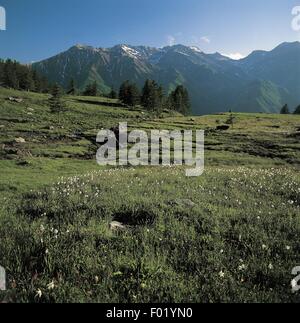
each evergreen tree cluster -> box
[0,59,49,92]
[280,104,300,115]
[166,85,191,116]
[141,80,164,113]
[119,80,141,107]
[118,79,191,115]
[83,81,98,96]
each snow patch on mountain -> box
[190,46,202,53]
[121,45,140,59]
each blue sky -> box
[0,0,299,62]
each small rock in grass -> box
[109,221,126,232]
[7,97,23,103]
[173,199,196,208]
[14,137,26,144]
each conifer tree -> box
[109,87,117,99]
[3,59,19,89]
[49,84,66,124]
[280,104,290,114]
[90,81,98,96]
[127,83,140,107]
[168,85,191,116]
[294,105,300,114]
[67,79,76,95]
[119,81,140,106]
[0,59,49,92]
[83,81,98,96]
[22,70,35,91]
[119,80,131,103]
[83,83,92,96]
[32,70,41,92]
[141,79,163,113]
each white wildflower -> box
[238,264,246,271]
[47,281,55,290]
[35,289,42,298]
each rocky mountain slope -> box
[33,42,300,115]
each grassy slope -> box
[0,88,300,303]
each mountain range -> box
[32,41,300,115]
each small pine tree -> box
[127,83,140,107]
[49,84,65,124]
[294,105,300,115]
[141,79,152,110]
[280,104,290,114]
[109,87,117,99]
[90,81,98,96]
[67,79,76,95]
[83,83,92,96]
[119,80,130,103]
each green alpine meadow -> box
[0,86,300,303]
[1,0,300,305]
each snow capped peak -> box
[190,46,202,53]
[74,44,88,50]
[120,45,131,51]
[120,45,140,59]
[72,44,103,53]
